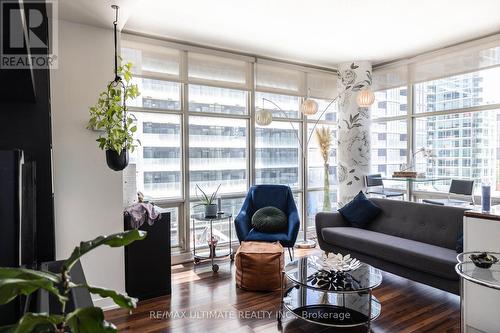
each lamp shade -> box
[356,89,375,107]
[255,108,272,126]
[300,98,318,116]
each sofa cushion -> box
[338,191,381,228]
[321,227,458,280]
[366,198,466,250]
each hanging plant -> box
[86,5,140,171]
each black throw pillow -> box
[338,191,381,228]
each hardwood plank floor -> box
[105,249,460,333]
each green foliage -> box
[75,285,137,310]
[1,313,63,333]
[64,230,146,272]
[66,307,115,333]
[87,61,141,153]
[0,230,147,333]
[194,184,221,206]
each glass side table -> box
[191,213,234,273]
[280,256,382,331]
[455,252,500,332]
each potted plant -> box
[0,229,146,333]
[195,184,221,218]
[315,126,333,211]
[87,62,140,171]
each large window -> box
[372,86,407,119]
[372,61,500,197]
[127,112,182,199]
[255,121,301,188]
[255,92,300,119]
[189,117,248,195]
[414,110,499,193]
[122,37,339,255]
[189,85,247,115]
[414,67,500,113]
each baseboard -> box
[93,296,120,311]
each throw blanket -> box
[124,202,161,229]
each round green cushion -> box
[251,206,287,233]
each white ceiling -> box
[60,0,500,67]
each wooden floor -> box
[105,249,460,333]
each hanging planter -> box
[106,148,129,171]
[87,5,140,171]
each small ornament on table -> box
[208,235,218,258]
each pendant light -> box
[356,89,375,107]
[300,89,319,116]
[255,108,273,126]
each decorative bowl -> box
[311,253,361,273]
[470,252,498,269]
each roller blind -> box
[372,64,408,91]
[121,40,181,80]
[256,63,305,95]
[373,36,500,90]
[412,44,500,83]
[188,52,249,89]
[306,71,338,99]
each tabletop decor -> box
[311,252,362,273]
[482,183,491,212]
[394,147,435,178]
[87,5,140,171]
[470,252,498,269]
[194,184,221,218]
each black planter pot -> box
[105,149,129,171]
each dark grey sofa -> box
[315,198,467,294]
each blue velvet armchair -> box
[235,185,300,252]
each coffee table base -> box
[281,285,381,329]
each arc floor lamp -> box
[255,76,375,248]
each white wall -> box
[50,20,124,309]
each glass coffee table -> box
[279,256,382,331]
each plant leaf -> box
[66,307,116,333]
[64,230,147,272]
[0,277,64,306]
[2,313,63,333]
[0,268,60,284]
[73,284,137,310]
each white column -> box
[337,61,372,206]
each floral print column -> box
[337,62,372,206]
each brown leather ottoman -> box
[235,241,284,291]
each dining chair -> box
[365,174,405,199]
[423,179,474,206]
